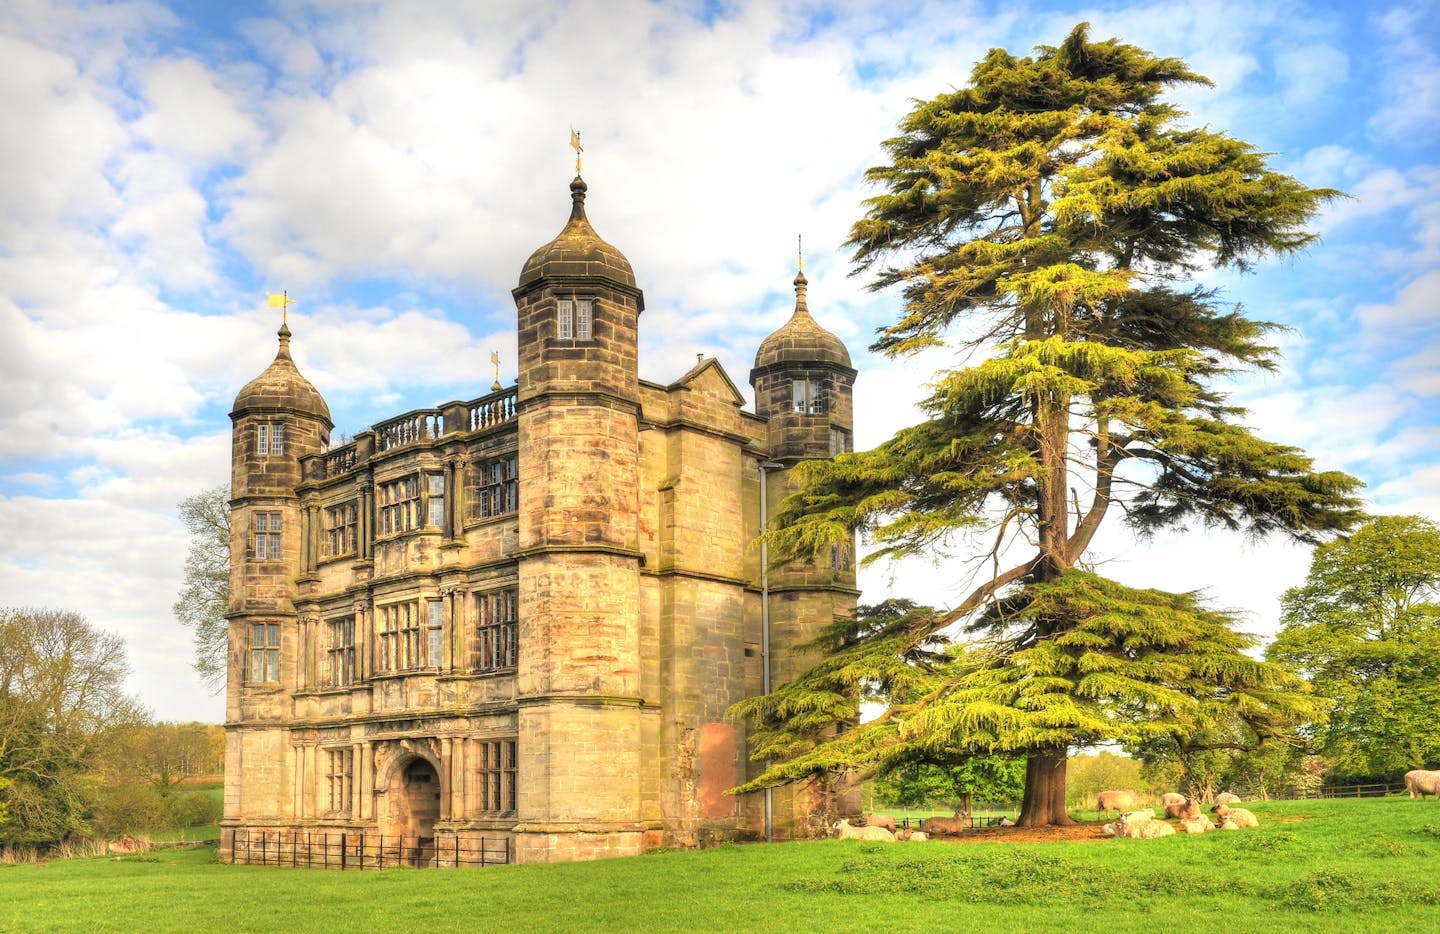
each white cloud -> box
[1369,4,1440,142]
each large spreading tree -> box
[733,24,1362,825]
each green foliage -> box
[1268,516,1440,780]
[167,789,223,829]
[745,23,1361,825]
[90,784,171,837]
[1064,751,1144,806]
[875,756,1025,810]
[0,608,142,849]
[173,485,231,689]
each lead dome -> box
[231,323,331,423]
[753,271,851,370]
[518,175,637,291]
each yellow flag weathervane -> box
[268,290,294,323]
[569,127,583,174]
[490,350,503,392]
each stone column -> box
[439,737,453,820]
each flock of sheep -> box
[829,790,1257,842]
[1099,791,1259,839]
[831,771,1440,843]
[831,812,1012,842]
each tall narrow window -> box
[327,615,355,686]
[323,501,358,558]
[377,602,421,672]
[792,378,826,415]
[326,748,353,814]
[829,427,850,457]
[249,623,279,682]
[253,512,282,560]
[830,544,852,572]
[478,739,518,813]
[475,589,518,671]
[576,298,593,340]
[256,422,285,455]
[426,599,444,668]
[427,474,446,528]
[556,299,574,339]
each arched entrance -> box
[399,758,441,865]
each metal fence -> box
[230,829,512,869]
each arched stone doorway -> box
[398,758,441,865]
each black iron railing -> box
[230,829,512,869]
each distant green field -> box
[3,798,1439,933]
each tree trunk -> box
[1017,748,1073,826]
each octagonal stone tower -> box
[510,175,647,861]
[225,323,333,837]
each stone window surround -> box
[376,471,445,538]
[252,511,282,561]
[322,500,358,558]
[256,420,285,456]
[248,622,280,683]
[556,296,595,341]
[791,377,828,415]
[469,452,518,522]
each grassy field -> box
[3,798,1439,933]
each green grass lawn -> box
[3,798,1439,933]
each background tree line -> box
[0,608,223,852]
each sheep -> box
[997,816,1015,827]
[907,830,928,841]
[1163,801,1189,820]
[1114,811,1175,839]
[862,813,898,833]
[919,815,969,836]
[1178,813,1215,834]
[1096,790,1142,815]
[1160,792,1187,809]
[1120,808,1157,823]
[1215,792,1242,804]
[1405,769,1440,799]
[1218,817,1240,830]
[1211,804,1259,828]
[832,819,896,842]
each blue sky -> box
[1,0,1435,722]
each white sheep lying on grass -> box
[919,816,968,836]
[1211,804,1259,828]
[863,813,898,832]
[1112,811,1175,839]
[1215,792,1242,804]
[832,819,896,842]
[1179,813,1215,834]
[1160,792,1186,808]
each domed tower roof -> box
[518,175,637,292]
[232,323,332,424]
[754,271,852,370]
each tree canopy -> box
[173,485,230,689]
[0,608,142,848]
[736,24,1362,826]
[1267,515,1440,779]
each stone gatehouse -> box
[221,173,858,863]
